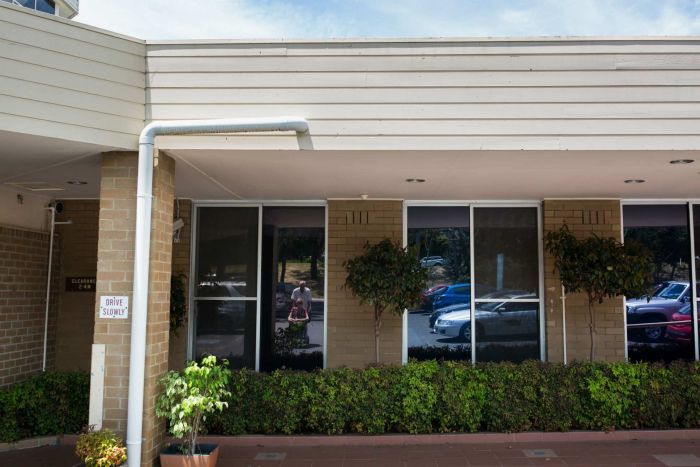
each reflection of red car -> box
[666,304,693,343]
[420,285,448,310]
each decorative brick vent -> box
[347,210,370,225]
[581,210,607,225]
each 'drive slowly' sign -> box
[99,296,129,319]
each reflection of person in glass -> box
[291,280,313,315]
[288,298,310,345]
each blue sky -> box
[75,0,700,40]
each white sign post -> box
[99,296,129,319]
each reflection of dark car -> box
[421,284,448,311]
[666,304,693,343]
[626,281,691,341]
[432,283,470,311]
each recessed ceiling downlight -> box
[624,179,645,184]
[670,159,695,165]
[405,178,426,183]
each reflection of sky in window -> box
[407,207,469,229]
[623,204,688,228]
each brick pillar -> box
[327,200,404,368]
[90,151,174,466]
[168,199,191,371]
[543,200,625,362]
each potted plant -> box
[155,355,231,467]
[344,239,427,363]
[74,426,126,467]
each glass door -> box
[192,206,260,369]
[472,206,542,362]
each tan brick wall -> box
[543,199,625,362]
[168,199,191,371]
[0,225,60,387]
[55,200,99,372]
[93,152,138,435]
[327,200,404,368]
[92,151,175,467]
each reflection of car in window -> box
[666,303,693,343]
[432,283,470,311]
[420,256,444,268]
[626,281,690,342]
[434,291,537,342]
[421,284,448,311]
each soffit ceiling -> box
[1,130,699,201]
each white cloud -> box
[74,0,700,40]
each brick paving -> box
[3,439,700,467]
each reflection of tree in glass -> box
[277,227,324,296]
[444,228,470,283]
[409,228,449,258]
[408,228,470,283]
[624,227,690,283]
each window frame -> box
[402,200,545,364]
[188,200,328,371]
[621,199,700,362]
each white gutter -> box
[126,117,309,467]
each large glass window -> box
[407,205,542,363]
[407,206,471,361]
[473,207,540,362]
[624,204,694,362]
[192,205,326,371]
[260,207,325,371]
[193,207,259,368]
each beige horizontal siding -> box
[147,39,700,150]
[147,86,700,104]
[148,103,700,120]
[146,40,700,56]
[147,70,700,88]
[146,54,700,72]
[0,4,144,149]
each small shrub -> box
[75,427,126,467]
[0,372,89,442]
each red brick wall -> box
[0,225,60,387]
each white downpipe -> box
[560,284,567,365]
[126,117,309,467]
[42,206,56,372]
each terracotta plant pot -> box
[160,444,219,467]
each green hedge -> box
[0,372,89,443]
[206,360,700,435]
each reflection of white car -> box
[434,294,538,342]
[420,256,444,268]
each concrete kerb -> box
[0,435,60,452]
[37,429,700,451]
[194,430,700,447]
